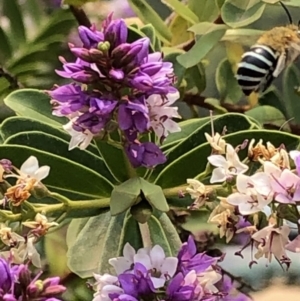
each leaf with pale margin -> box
[4,131,116,183]
[4,89,66,126]
[162,0,199,24]
[67,212,116,278]
[283,64,300,124]
[221,0,266,28]
[177,24,227,68]
[127,0,172,44]
[0,145,113,198]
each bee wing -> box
[221,29,263,47]
[272,52,287,77]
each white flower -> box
[186,179,206,208]
[92,273,122,301]
[252,224,290,264]
[198,267,222,293]
[204,132,226,154]
[146,91,181,142]
[0,224,25,246]
[208,144,248,183]
[7,236,41,268]
[208,198,239,242]
[63,119,94,150]
[263,161,300,204]
[227,173,273,215]
[109,243,178,288]
[17,156,50,183]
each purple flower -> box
[78,25,104,49]
[118,263,156,298]
[48,14,179,169]
[177,236,219,275]
[166,271,203,301]
[0,258,12,293]
[118,99,149,133]
[219,276,251,301]
[125,142,167,168]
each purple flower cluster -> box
[92,236,251,301]
[0,258,65,301]
[48,14,180,168]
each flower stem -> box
[69,5,91,27]
[139,222,152,248]
[122,147,137,178]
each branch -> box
[69,5,91,28]
[0,67,23,89]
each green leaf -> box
[127,0,172,44]
[162,117,210,148]
[1,117,68,140]
[221,0,266,28]
[155,130,300,188]
[221,28,263,46]
[110,178,141,216]
[3,0,26,45]
[258,87,287,116]
[119,215,143,251]
[156,212,182,255]
[204,98,228,113]
[169,15,192,46]
[147,216,172,256]
[245,106,289,131]
[283,64,300,124]
[26,0,43,27]
[95,141,128,183]
[110,177,169,215]
[177,24,227,68]
[140,179,169,212]
[215,0,226,9]
[161,0,199,24]
[4,131,116,184]
[0,145,113,198]
[67,211,124,278]
[4,89,67,126]
[216,58,242,103]
[140,24,158,50]
[188,0,219,22]
[0,27,12,62]
[152,113,257,179]
[277,204,299,224]
[184,63,206,93]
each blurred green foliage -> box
[2,0,300,299]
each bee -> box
[236,1,300,96]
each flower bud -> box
[97,41,110,53]
[0,258,12,293]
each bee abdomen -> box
[236,45,278,96]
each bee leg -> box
[272,51,287,78]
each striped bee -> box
[236,2,300,96]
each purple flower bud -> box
[140,62,163,76]
[78,25,104,48]
[0,259,12,293]
[109,69,124,80]
[43,277,60,288]
[71,70,99,84]
[0,159,12,172]
[125,142,167,168]
[104,19,128,48]
[42,284,66,296]
[3,294,17,301]
[70,47,95,63]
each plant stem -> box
[69,5,91,27]
[122,147,137,178]
[139,222,152,248]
